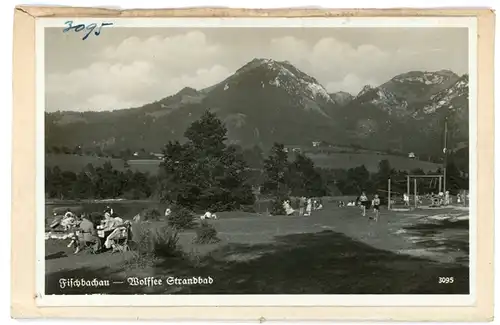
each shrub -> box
[269,196,286,216]
[151,225,180,257]
[166,205,195,230]
[194,221,220,244]
[128,223,180,268]
[142,207,162,221]
[241,204,256,213]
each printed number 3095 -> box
[438,277,454,284]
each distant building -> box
[151,152,164,160]
[312,141,321,147]
[408,152,416,159]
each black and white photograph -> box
[38,17,476,304]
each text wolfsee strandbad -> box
[58,276,214,289]
[128,276,214,286]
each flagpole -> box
[443,117,448,193]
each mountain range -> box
[45,58,469,157]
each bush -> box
[166,205,195,230]
[142,207,162,221]
[128,223,180,268]
[269,196,286,216]
[241,204,256,213]
[194,221,220,244]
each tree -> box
[288,153,327,197]
[242,145,264,169]
[60,170,77,199]
[184,110,227,154]
[159,112,255,211]
[72,170,95,198]
[446,161,467,193]
[158,141,192,206]
[410,168,426,175]
[372,159,392,193]
[261,143,289,196]
[45,162,154,200]
[94,161,122,198]
[350,165,371,192]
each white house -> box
[408,152,416,159]
[312,141,321,147]
[151,152,164,160]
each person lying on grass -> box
[201,211,217,220]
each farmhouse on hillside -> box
[150,152,165,160]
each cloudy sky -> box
[45,27,468,112]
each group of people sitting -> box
[282,197,323,217]
[49,207,131,255]
[407,191,461,207]
[426,191,453,207]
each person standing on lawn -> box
[305,197,313,217]
[359,191,370,217]
[371,194,381,221]
[403,193,410,207]
[298,196,306,217]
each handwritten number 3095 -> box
[63,21,113,40]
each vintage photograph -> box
[41,19,473,299]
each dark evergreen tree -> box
[261,143,289,196]
[288,153,327,197]
[159,110,255,211]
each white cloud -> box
[266,36,391,94]
[46,31,232,111]
[45,30,467,112]
[102,31,222,74]
[326,73,380,95]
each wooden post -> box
[443,118,448,193]
[406,175,410,201]
[438,176,442,193]
[414,178,418,209]
[388,178,391,210]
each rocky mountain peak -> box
[357,85,374,98]
[217,58,334,111]
[330,91,354,106]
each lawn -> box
[45,154,161,174]
[307,152,441,173]
[44,202,469,295]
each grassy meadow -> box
[46,152,441,175]
[45,154,161,174]
[45,201,469,295]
